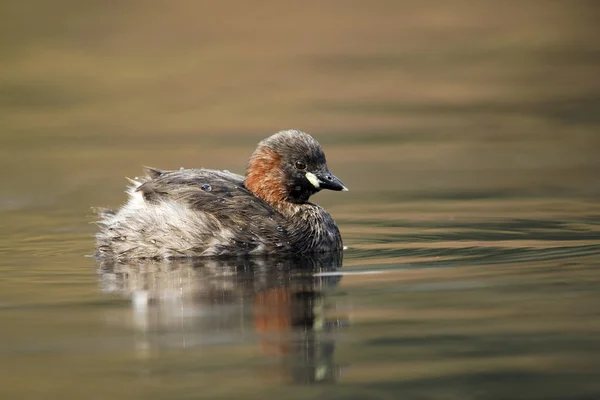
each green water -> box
[1,1,600,399]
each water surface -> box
[1,1,600,399]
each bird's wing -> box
[135,168,292,255]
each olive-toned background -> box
[1,1,599,399]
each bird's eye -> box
[295,161,307,170]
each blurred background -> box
[1,1,600,399]
[1,0,599,201]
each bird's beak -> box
[309,170,348,191]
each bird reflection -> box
[97,251,347,384]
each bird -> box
[95,130,347,260]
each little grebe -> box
[96,130,347,259]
